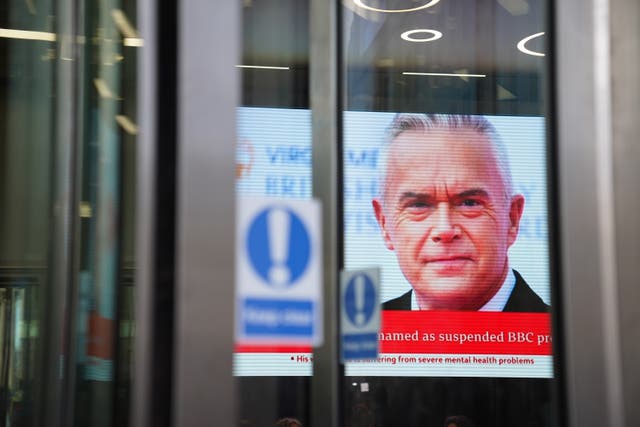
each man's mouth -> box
[424,256,473,272]
[426,255,472,263]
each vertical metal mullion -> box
[555,0,625,426]
[544,2,569,425]
[64,0,87,422]
[608,0,640,423]
[591,3,625,426]
[310,0,341,426]
[172,0,238,426]
[42,0,82,425]
[134,0,180,425]
[132,0,159,424]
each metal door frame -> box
[555,0,640,426]
[134,0,238,426]
[132,0,640,426]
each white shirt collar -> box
[410,268,516,311]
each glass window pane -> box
[70,1,138,426]
[341,1,556,425]
[0,1,55,425]
[235,1,312,426]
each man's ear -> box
[507,194,525,247]
[373,198,394,250]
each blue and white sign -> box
[236,198,322,345]
[341,268,380,361]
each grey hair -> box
[378,113,514,200]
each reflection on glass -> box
[72,2,138,427]
[2,1,137,425]
[0,0,55,425]
[235,0,311,426]
[342,0,555,425]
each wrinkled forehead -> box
[387,129,499,178]
[388,128,499,171]
[380,128,509,201]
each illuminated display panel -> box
[235,107,312,200]
[233,107,551,379]
[234,107,314,376]
[343,111,551,378]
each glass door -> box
[0,0,138,425]
[1,1,57,425]
[340,1,559,425]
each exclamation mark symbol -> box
[268,208,291,287]
[354,275,365,326]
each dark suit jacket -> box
[382,270,548,312]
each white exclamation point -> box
[354,275,365,326]
[268,209,291,287]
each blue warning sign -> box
[341,269,380,361]
[246,207,311,288]
[344,273,376,327]
[236,198,322,346]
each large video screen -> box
[343,111,551,378]
[234,107,552,378]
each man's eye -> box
[410,201,430,208]
[405,200,432,210]
[459,199,481,207]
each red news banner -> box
[379,311,551,355]
[235,311,552,356]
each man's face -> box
[373,128,524,310]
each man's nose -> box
[431,203,460,243]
